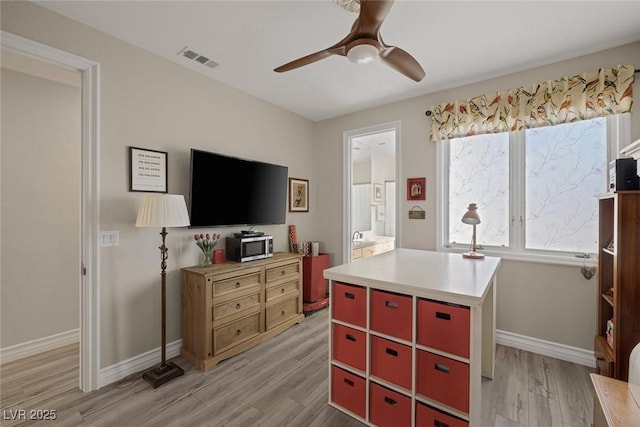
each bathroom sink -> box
[353,238,369,242]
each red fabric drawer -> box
[417,350,469,413]
[370,290,412,341]
[416,403,469,427]
[370,336,412,390]
[332,282,366,327]
[331,366,366,419]
[369,382,411,427]
[417,299,470,358]
[333,323,366,371]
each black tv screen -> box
[188,149,288,227]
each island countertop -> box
[323,248,501,307]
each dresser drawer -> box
[370,290,412,341]
[213,312,260,354]
[213,272,261,301]
[417,350,469,413]
[417,299,470,358]
[332,282,366,327]
[331,366,366,419]
[416,403,468,427]
[369,382,411,427]
[213,292,260,325]
[266,280,299,303]
[333,324,366,371]
[266,297,298,330]
[371,336,412,390]
[266,262,299,285]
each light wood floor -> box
[1,308,595,426]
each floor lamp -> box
[136,193,190,388]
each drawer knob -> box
[385,347,398,357]
[435,363,450,373]
[436,311,451,320]
[346,334,356,342]
[385,300,399,309]
[343,378,354,387]
[236,303,241,310]
[281,270,285,275]
[281,310,286,316]
[434,421,450,427]
[235,282,241,288]
[383,396,398,406]
[236,329,241,336]
[281,288,285,293]
[345,292,355,300]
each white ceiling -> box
[36,1,640,122]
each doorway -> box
[343,122,400,263]
[1,31,100,391]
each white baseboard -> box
[497,329,595,368]
[0,329,80,364]
[98,339,182,388]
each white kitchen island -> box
[323,248,500,427]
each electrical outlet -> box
[100,231,119,247]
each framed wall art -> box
[129,147,168,193]
[373,183,384,203]
[407,177,426,200]
[289,177,309,212]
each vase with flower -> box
[194,233,221,267]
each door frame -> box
[2,31,101,391]
[342,121,401,264]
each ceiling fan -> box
[274,0,425,82]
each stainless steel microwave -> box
[226,235,273,262]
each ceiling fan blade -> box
[357,0,395,35]
[379,46,425,82]
[274,49,337,73]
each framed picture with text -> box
[129,147,168,193]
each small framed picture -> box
[129,147,168,193]
[373,183,384,202]
[289,178,309,212]
[407,177,426,200]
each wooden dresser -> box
[181,252,304,371]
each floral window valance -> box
[429,64,635,141]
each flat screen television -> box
[188,149,288,227]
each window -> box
[439,116,619,263]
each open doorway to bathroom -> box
[343,122,400,263]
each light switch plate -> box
[100,231,119,247]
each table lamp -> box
[135,193,190,388]
[461,203,485,259]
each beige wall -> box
[314,42,640,351]
[1,67,81,347]
[1,1,316,367]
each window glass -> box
[448,133,509,247]
[525,118,606,253]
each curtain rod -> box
[425,68,640,116]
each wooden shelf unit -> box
[595,192,640,381]
[181,252,304,371]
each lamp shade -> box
[135,194,190,228]
[461,203,481,225]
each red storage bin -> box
[331,366,366,419]
[369,382,411,427]
[417,299,470,358]
[370,336,412,390]
[332,282,366,327]
[333,323,366,371]
[417,350,469,413]
[416,402,469,427]
[370,290,412,341]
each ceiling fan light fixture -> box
[346,40,379,64]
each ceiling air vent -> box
[178,47,219,70]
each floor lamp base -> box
[142,361,184,388]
